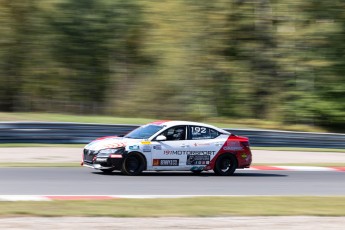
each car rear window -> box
[189,126,220,140]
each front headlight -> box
[98,147,125,156]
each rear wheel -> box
[213,154,237,176]
[122,153,145,176]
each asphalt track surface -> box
[0,167,344,195]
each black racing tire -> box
[122,153,145,176]
[100,168,115,174]
[213,154,237,176]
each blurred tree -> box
[277,0,345,130]
[180,0,281,120]
[222,0,281,120]
[302,0,345,130]
[116,0,208,118]
[0,0,36,111]
[0,0,343,131]
[46,0,145,113]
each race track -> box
[0,167,344,195]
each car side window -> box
[189,126,220,140]
[159,126,186,141]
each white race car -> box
[82,120,252,176]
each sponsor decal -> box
[223,141,243,151]
[141,141,151,145]
[96,158,107,162]
[110,154,122,158]
[143,145,151,152]
[187,155,210,165]
[129,145,140,150]
[164,150,216,156]
[153,145,162,150]
[153,159,179,166]
[241,153,248,159]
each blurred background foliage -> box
[0,0,344,131]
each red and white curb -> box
[0,166,344,201]
[246,166,345,172]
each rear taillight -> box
[241,141,249,148]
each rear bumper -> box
[236,148,252,168]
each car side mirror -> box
[156,135,167,141]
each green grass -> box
[0,197,344,217]
[252,147,345,153]
[0,112,332,132]
[0,112,155,125]
[205,117,328,133]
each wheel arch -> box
[126,151,147,170]
[206,151,238,171]
[214,152,238,166]
[213,152,238,176]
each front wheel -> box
[213,154,237,176]
[122,154,145,176]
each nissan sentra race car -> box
[82,121,252,176]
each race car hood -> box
[84,136,139,151]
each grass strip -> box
[0,197,345,217]
[252,147,345,153]
[0,163,344,167]
[0,112,154,125]
[0,112,330,132]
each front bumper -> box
[83,158,123,170]
[83,149,123,170]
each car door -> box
[186,125,226,170]
[150,125,191,170]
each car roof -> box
[149,120,230,134]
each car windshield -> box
[124,124,163,139]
